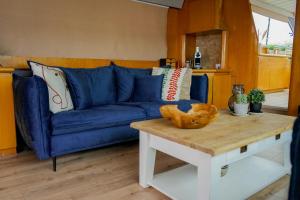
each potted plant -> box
[248,89,265,113]
[233,94,249,115]
[280,46,286,55]
[267,45,275,54]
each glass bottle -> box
[194,47,201,69]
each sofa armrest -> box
[13,73,52,160]
[190,74,208,103]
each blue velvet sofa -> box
[13,65,208,171]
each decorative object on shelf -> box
[160,104,218,129]
[194,46,202,69]
[233,93,249,116]
[228,84,245,112]
[215,63,221,69]
[185,60,192,68]
[248,88,265,113]
[159,58,176,68]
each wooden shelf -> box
[150,156,287,200]
[0,67,15,73]
[192,69,231,74]
[259,53,291,58]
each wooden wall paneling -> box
[185,34,197,61]
[186,0,224,33]
[167,8,180,61]
[288,0,300,116]
[257,55,291,91]
[212,73,232,109]
[221,31,229,68]
[257,56,270,90]
[268,56,291,90]
[167,0,258,92]
[0,68,16,156]
[167,0,224,66]
[223,0,259,92]
[192,70,231,109]
[178,2,189,66]
[0,56,159,69]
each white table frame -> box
[139,130,292,200]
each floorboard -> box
[0,142,289,200]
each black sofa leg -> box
[53,157,57,172]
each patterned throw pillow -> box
[152,67,192,101]
[28,61,74,113]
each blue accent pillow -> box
[61,66,116,109]
[190,74,208,103]
[114,65,151,102]
[132,75,163,102]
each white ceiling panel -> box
[251,0,296,21]
[134,0,184,8]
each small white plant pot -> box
[234,102,249,116]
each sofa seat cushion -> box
[51,105,146,135]
[51,125,139,157]
[120,99,199,119]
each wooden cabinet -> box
[186,0,224,33]
[0,68,16,156]
[193,69,232,109]
[257,55,291,92]
[167,0,258,92]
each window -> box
[252,12,293,46]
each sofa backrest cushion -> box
[190,74,208,103]
[61,66,116,109]
[152,67,192,101]
[132,75,164,102]
[28,61,74,113]
[114,65,152,102]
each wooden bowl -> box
[160,104,218,129]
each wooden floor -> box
[0,141,289,200]
[263,90,289,110]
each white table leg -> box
[197,155,223,200]
[283,140,291,175]
[139,131,156,188]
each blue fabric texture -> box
[190,74,209,103]
[14,68,208,161]
[114,65,151,102]
[289,117,300,199]
[132,75,163,102]
[61,66,116,109]
[51,125,138,157]
[51,105,146,135]
[13,73,51,160]
[119,99,200,119]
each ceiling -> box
[250,0,296,22]
[134,0,296,21]
[134,0,184,8]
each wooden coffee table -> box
[131,111,295,200]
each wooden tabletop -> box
[131,111,295,156]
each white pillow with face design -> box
[28,61,74,113]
